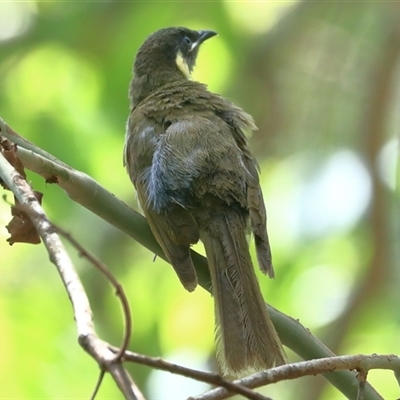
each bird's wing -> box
[125,114,199,292]
[136,185,199,292]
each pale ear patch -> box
[175,51,191,79]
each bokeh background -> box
[1,2,399,399]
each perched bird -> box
[124,27,286,376]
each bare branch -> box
[0,148,94,337]
[0,149,140,400]
[90,370,106,400]
[119,348,271,400]
[192,355,396,400]
[55,224,132,362]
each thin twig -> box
[190,355,396,400]
[90,370,106,400]
[0,150,94,340]
[0,150,140,400]
[120,349,397,400]
[55,224,132,362]
[118,348,271,400]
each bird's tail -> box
[200,210,286,377]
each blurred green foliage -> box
[1,2,399,399]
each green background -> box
[0,1,399,399]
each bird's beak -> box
[190,30,218,52]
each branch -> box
[55,224,132,362]
[265,306,383,400]
[117,348,271,400]
[0,148,143,400]
[192,355,399,400]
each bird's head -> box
[133,27,217,82]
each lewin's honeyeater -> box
[124,27,286,376]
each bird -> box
[124,27,286,377]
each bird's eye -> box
[183,36,192,46]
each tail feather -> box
[201,211,286,377]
